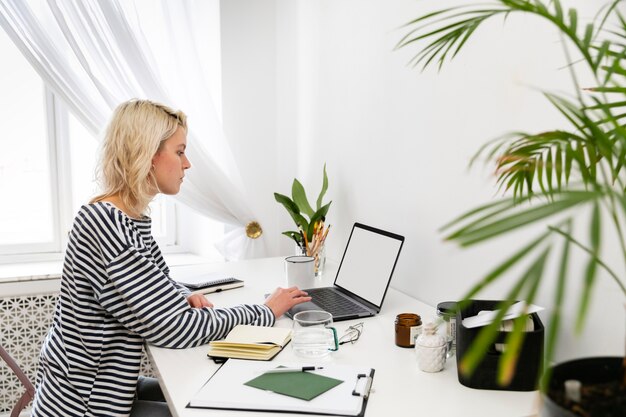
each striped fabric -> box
[31,202,274,417]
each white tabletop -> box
[147,257,540,417]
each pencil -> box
[320,225,331,245]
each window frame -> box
[0,87,63,260]
[0,89,182,263]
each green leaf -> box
[440,197,517,233]
[542,220,572,391]
[306,202,332,241]
[537,154,547,195]
[553,0,564,21]
[292,179,315,218]
[549,223,626,296]
[555,146,563,190]
[568,8,578,34]
[316,164,329,210]
[564,143,573,184]
[567,7,578,35]
[498,246,547,385]
[397,7,509,71]
[595,40,611,76]
[582,23,593,49]
[459,229,552,305]
[282,231,304,250]
[576,201,601,332]
[274,192,309,230]
[447,191,598,247]
[460,249,549,377]
[546,142,554,193]
[587,86,626,93]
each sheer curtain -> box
[0,0,268,260]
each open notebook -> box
[207,325,291,361]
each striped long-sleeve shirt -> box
[31,202,275,417]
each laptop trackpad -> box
[287,300,320,318]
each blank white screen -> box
[335,226,403,307]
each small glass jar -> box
[436,301,458,358]
[395,313,422,348]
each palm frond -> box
[445,190,600,246]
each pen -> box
[263,366,324,374]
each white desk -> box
[147,257,540,417]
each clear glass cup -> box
[291,310,338,358]
[295,244,326,278]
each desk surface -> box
[147,257,540,417]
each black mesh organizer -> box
[456,299,544,391]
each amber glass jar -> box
[395,313,422,347]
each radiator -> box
[0,293,154,414]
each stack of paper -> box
[461,302,544,328]
[208,325,292,361]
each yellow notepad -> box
[208,325,292,361]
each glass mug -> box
[291,310,339,358]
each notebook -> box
[286,222,404,322]
[244,368,344,401]
[207,325,291,361]
[179,276,244,295]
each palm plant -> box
[397,0,626,387]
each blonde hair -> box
[91,99,187,216]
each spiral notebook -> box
[178,275,244,294]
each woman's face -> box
[151,126,191,195]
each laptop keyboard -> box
[306,288,371,316]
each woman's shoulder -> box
[74,202,133,234]
[79,201,120,219]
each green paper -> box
[244,370,343,401]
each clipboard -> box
[187,359,375,416]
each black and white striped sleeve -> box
[149,240,192,298]
[101,246,275,348]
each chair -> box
[0,345,35,417]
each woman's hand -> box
[187,293,214,308]
[264,286,311,318]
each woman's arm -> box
[101,246,275,348]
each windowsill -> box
[0,253,218,284]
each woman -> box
[31,99,311,417]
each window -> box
[0,28,57,258]
[0,1,228,265]
[0,28,178,262]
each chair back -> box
[0,345,35,417]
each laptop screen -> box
[334,223,404,308]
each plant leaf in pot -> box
[397,1,626,415]
[274,165,332,274]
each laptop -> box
[286,222,404,322]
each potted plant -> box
[397,1,625,415]
[274,165,332,276]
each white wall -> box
[220,0,625,362]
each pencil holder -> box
[296,244,326,278]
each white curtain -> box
[0,0,267,260]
